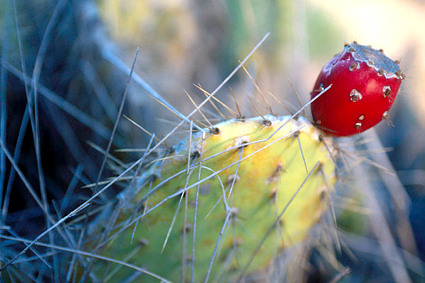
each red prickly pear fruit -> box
[310,42,404,137]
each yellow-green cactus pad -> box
[91,115,337,282]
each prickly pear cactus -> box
[89,115,337,282]
[311,42,404,137]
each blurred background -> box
[1,0,425,282]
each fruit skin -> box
[311,42,403,137]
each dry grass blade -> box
[1,60,114,142]
[93,48,139,193]
[0,106,29,224]
[0,150,149,271]
[80,61,118,121]
[354,163,413,283]
[0,234,172,283]
[364,129,421,262]
[0,0,12,231]
[0,139,82,271]
[101,49,203,132]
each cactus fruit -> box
[311,42,404,137]
[88,115,337,282]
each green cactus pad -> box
[90,115,337,282]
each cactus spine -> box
[87,115,337,282]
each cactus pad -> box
[90,115,337,282]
